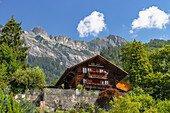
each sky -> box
[0,0,170,43]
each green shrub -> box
[0,89,23,113]
[57,110,64,113]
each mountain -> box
[22,27,127,67]
[144,39,170,52]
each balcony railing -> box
[87,71,107,79]
[84,82,112,89]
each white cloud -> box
[77,11,106,37]
[129,30,134,34]
[130,6,170,33]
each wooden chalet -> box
[55,54,129,91]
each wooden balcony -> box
[87,71,107,79]
[84,82,112,89]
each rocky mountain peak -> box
[29,27,49,40]
[22,27,127,67]
[31,27,47,35]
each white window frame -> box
[100,69,103,72]
[83,68,87,73]
[105,81,109,84]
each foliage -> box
[0,16,32,92]
[0,44,22,85]
[0,88,23,113]
[16,94,35,113]
[148,45,170,74]
[12,67,46,93]
[100,39,170,69]
[129,94,156,112]
[0,16,29,69]
[0,88,43,113]
[73,101,95,113]
[126,86,145,96]
[155,99,170,113]
[76,84,84,90]
[144,39,170,52]
[110,89,170,113]
[49,79,59,86]
[97,88,121,108]
[110,94,156,113]
[144,72,170,100]
[120,39,153,87]
[110,96,141,113]
[28,55,66,84]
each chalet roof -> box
[116,81,133,92]
[55,54,128,86]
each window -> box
[83,79,87,84]
[105,81,109,84]
[83,68,87,73]
[100,69,103,72]
[88,68,91,72]
[102,81,104,84]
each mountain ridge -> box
[22,26,127,67]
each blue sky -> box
[0,0,170,42]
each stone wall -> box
[44,88,99,111]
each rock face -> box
[21,27,127,67]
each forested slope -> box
[28,55,66,84]
[100,39,170,67]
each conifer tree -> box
[149,45,170,74]
[120,39,153,87]
[0,16,30,89]
[0,16,29,69]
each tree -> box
[13,67,46,93]
[0,89,23,113]
[120,39,153,87]
[110,96,141,113]
[144,72,170,100]
[0,16,31,91]
[0,44,22,85]
[0,16,29,69]
[149,45,170,74]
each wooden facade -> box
[55,54,128,90]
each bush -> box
[0,88,23,113]
[155,99,170,113]
[74,101,95,113]
[97,88,121,108]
